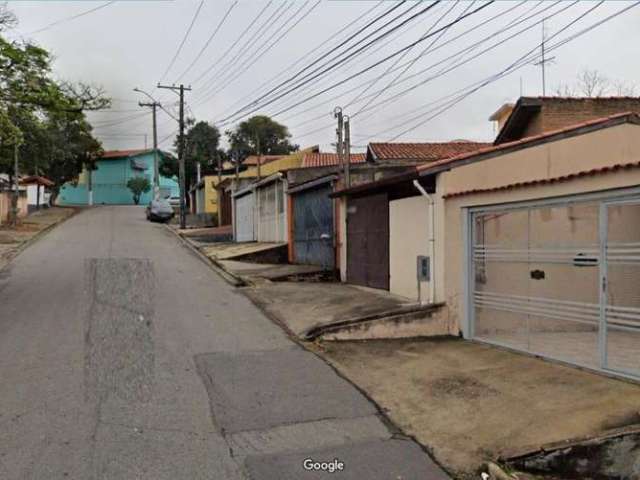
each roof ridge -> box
[418,111,640,173]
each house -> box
[57,149,179,206]
[192,154,291,217]
[231,147,318,242]
[20,175,54,211]
[330,141,489,295]
[332,98,640,381]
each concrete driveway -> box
[315,337,640,479]
[0,206,448,480]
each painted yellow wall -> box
[199,148,311,215]
[439,122,640,335]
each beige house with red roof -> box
[332,98,640,380]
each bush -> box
[126,177,151,205]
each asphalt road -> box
[0,206,448,480]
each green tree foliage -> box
[126,176,151,205]
[161,120,225,193]
[225,115,298,159]
[0,4,108,199]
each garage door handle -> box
[530,269,545,280]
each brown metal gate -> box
[220,188,232,226]
[347,193,389,289]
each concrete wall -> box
[389,196,430,303]
[439,122,640,335]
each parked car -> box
[146,198,175,223]
[168,196,181,208]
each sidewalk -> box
[0,207,78,270]
[244,281,443,339]
[312,337,640,479]
[174,229,447,340]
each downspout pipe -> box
[413,179,436,305]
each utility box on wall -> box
[417,255,430,282]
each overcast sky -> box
[7,0,640,153]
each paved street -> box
[0,206,447,480]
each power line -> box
[384,1,612,141]
[195,0,322,106]
[259,1,449,119]
[349,0,465,114]
[194,1,292,95]
[199,0,310,99]
[219,1,494,126]
[219,0,419,122]
[217,1,386,118]
[289,1,564,140]
[289,0,558,134]
[350,1,568,121]
[189,1,275,87]
[158,0,206,84]
[176,0,239,83]
[28,1,116,35]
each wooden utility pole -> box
[158,83,191,229]
[138,100,161,200]
[9,143,19,226]
[334,107,344,171]
[256,135,261,181]
[344,115,351,188]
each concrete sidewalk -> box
[244,281,436,339]
[313,337,640,479]
[176,230,447,340]
[0,207,77,270]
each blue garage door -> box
[293,184,334,269]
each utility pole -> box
[158,83,192,229]
[343,115,351,188]
[234,151,239,181]
[10,143,19,227]
[138,100,161,200]
[334,107,344,173]
[256,135,261,181]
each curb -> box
[163,224,247,287]
[0,207,80,272]
[302,302,446,341]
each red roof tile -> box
[369,142,490,162]
[101,149,152,159]
[20,175,54,187]
[301,153,366,168]
[417,112,640,175]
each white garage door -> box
[470,193,640,380]
[235,192,255,242]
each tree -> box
[127,177,151,205]
[161,120,224,194]
[554,68,636,98]
[225,115,298,159]
[0,4,107,206]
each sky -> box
[6,0,640,153]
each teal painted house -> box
[58,149,179,206]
